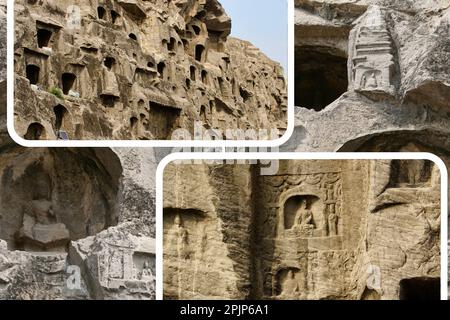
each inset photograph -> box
[12,0,288,142]
[287,1,450,156]
[163,159,443,300]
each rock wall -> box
[286,0,450,158]
[14,0,287,140]
[0,2,156,299]
[163,160,441,300]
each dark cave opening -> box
[104,56,115,70]
[54,104,68,131]
[158,62,166,79]
[190,66,196,81]
[399,277,440,300]
[24,122,45,140]
[97,6,106,20]
[295,46,348,111]
[37,28,52,48]
[195,44,205,62]
[26,64,40,85]
[61,72,76,95]
[111,10,120,24]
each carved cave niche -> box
[338,133,442,191]
[283,195,321,230]
[278,191,326,238]
[130,116,139,136]
[274,267,306,298]
[157,62,167,80]
[360,287,381,300]
[132,251,155,281]
[110,10,120,24]
[195,44,206,62]
[399,277,440,300]
[35,21,61,49]
[53,104,72,134]
[167,37,177,53]
[24,50,49,87]
[190,66,196,81]
[104,56,116,71]
[0,148,122,253]
[128,33,138,41]
[101,94,119,108]
[295,46,348,111]
[61,72,77,95]
[26,64,40,85]
[36,28,52,48]
[201,70,208,85]
[24,122,46,140]
[148,101,181,139]
[388,160,433,188]
[97,6,107,20]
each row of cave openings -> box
[97,4,209,63]
[26,64,76,95]
[24,104,69,140]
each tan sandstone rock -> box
[14,0,287,140]
[163,160,441,300]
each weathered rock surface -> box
[286,0,450,156]
[163,160,441,300]
[14,0,287,140]
[288,1,449,294]
[0,3,156,297]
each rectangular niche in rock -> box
[162,159,442,300]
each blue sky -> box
[220,0,288,73]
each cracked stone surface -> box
[14,0,287,140]
[163,160,441,300]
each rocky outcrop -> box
[14,0,287,140]
[163,160,441,300]
[286,0,450,158]
[0,2,156,298]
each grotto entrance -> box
[0,148,122,253]
[62,73,76,95]
[37,28,52,48]
[26,64,40,85]
[399,277,440,300]
[24,122,45,140]
[295,46,348,111]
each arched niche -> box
[274,267,306,298]
[53,104,72,134]
[277,187,325,238]
[24,122,46,140]
[0,148,122,252]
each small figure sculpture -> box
[141,261,155,281]
[366,72,378,88]
[174,214,190,259]
[293,200,314,232]
[280,270,299,297]
[328,210,338,236]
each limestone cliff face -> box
[286,0,450,158]
[0,3,156,299]
[163,160,441,300]
[14,0,287,140]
